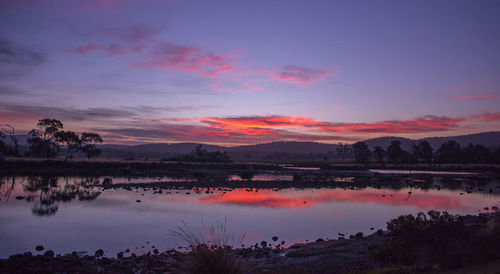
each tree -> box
[55,131,80,159]
[352,142,371,164]
[80,132,103,159]
[387,140,405,163]
[0,132,6,156]
[27,119,63,158]
[435,140,462,163]
[336,142,352,161]
[1,124,20,156]
[462,143,493,164]
[373,146,386,163]
[412,141,433,163]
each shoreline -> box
[1,213,497,273]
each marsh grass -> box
[170,217,247,274]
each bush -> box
[375,211,476,269]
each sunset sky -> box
[1,0,499,145]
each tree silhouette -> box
[1,125,20,156]
[435,140,462,163]
[0,132,6,155]
[373,146,386,163]
[28,119,64,158]
[412,141,433,163]
[387,141,405,163]
[80,132,103,159]
[55,131,80,159]
[352,142,371,164]
[462,143,493,164]
[336,142,352,161]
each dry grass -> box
[171,217,247,274]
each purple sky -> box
[1,0,499,145]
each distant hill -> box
[364,132,500,150]
[6,131,500,160]
[231,142,337,153]
[423,132,500,149]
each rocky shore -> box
[1,213,498,274]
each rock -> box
[153,249,159,255]
[136,200,141,203]
[125,249,130,253]
[44,250,54,257]
[95,249,104,257]
[354,232,363,239]
[117,252,124,258]
[370,227,374,230]
[35,245,44,251]
[492,206,498,211]
[484,207,489,210]
[23,252,32,257]
[102,178,113,185]
[15,196,24,200]
[272,236,279,242]
[315,238,325,243]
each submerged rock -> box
[95,249,104,257]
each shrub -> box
[375,211,476,269]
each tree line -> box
[352,140,500,164]
[0,118,103,159]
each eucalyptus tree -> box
[352,141,371,164]
[27,118,63,158]
[1,124,20,155]
[55,131,80,159]
[373,146,386,163]
[80,132,103,159]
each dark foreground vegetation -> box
[1,211,499,273]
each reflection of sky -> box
[1,176,499,258]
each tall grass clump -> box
[171,217,247,274]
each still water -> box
[1,175,499,258]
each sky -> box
[1,0,499,145]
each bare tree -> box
[2,124,19,156]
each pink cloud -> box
[448,93,500,100]
[469,112,500,122]
[319,115,466,134]
[133,42,240,78]
[266,65,334,86]
[107,25,159,43]
[69,44,101,55]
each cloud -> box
[0,38,44,80]
[266,65,334,86]
[448,93,500,100]
[69,43,101,55]
[0,102,136,125]
[202,116,321,128]
[135,42,239,78]
[107,25,160,43]
[319,115,466,134]
[469,112,500,122]
[69,33,240,78]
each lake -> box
[1,174,499,258]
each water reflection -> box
[0,175,499,258]
[0,176,102,217]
